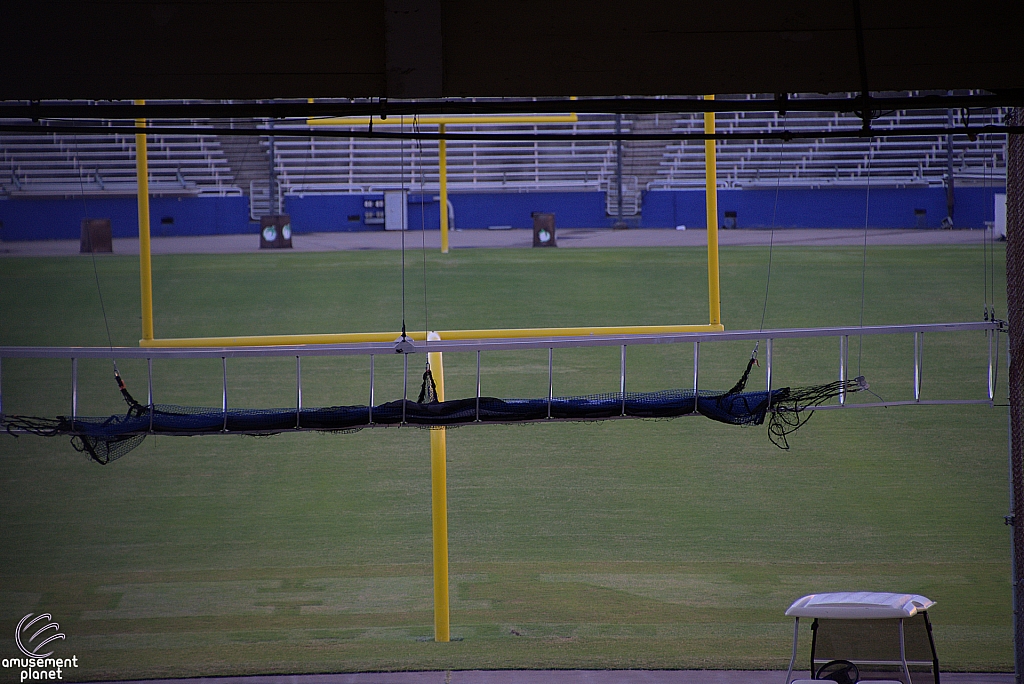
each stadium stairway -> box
[217,132,269,196]
[609,114,678,218]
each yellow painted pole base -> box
[428,333,450,642]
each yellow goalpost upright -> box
[131,101,723,642]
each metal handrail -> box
[0,322,1001,360]
[0,321,1003,430]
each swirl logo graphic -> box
[15,614,64,658]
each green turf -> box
[0,243,1011,679]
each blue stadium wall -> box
[0,187,1004,240]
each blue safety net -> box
[3,361,866,463]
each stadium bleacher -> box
[0,98,1007,223]
[653,105,1006,190]
[273,114,623,196]
[0,124,241,198]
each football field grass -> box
[0,242,1012,678]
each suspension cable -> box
[751,126,786,368]
[416,115,431,355]
[75,134,125,394]
[757,137,785,333]
[857,135,873,377]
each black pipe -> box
[1,92,1022,120]
[1,122,1021,142]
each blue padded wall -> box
[0,187,1004,241]
[0,196,252,241]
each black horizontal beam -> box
[1,91,1023,120]
[0,123,1019,142]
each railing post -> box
[990,329,996,402]
[147,358,154,432]
[839,336,848,406]
[402,353,408,424]
[296,356,302,428]
[71,358,78,427]
[620,345,627,416]
[693,342,700,413]
[221,357,228,431]
[996,328,1002,403]
[914,332,923,402]
[547,348,553,419]
[475,350,481,422]
[368,355,375,425]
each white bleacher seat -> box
[0,124,242,197]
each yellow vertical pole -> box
[135,99,154,341]
[704,95,722,328]
[427,332,450,642]
[438,124,449,254]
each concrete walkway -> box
[93,671,1013,684]
[0,228,995,257]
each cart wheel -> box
[815,659,860,684]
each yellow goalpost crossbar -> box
[132,99,722,644]
[138,324,724,349]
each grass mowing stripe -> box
[0,245,1010,677]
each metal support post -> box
[784,617,800,684]
[71,358,78,425]
[693,342,700,413]
[839,336,849,405]
[427,332,450,642]
[295,356,302,428]
[402,353,408,424]
[147,358,154,432]
[898,619,913,684]
[547,348,553,419]
[475,350,481,422]
[368,355,375,424]
[1012,367,1021,684]
[996,328,1002,402]
[268,118,279,214]
[615,113,624,226]
[221,357,228,431]
[766,339,774,396]
[914,332,923,401]
[439,123,449,254]
[620,345,627,416]
[1004,106,1024,683]
[990,329,996,402]
[946,109,955,226]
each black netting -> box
[768,376,868,450]
[71,434,146,464]
[2,367,866,463]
